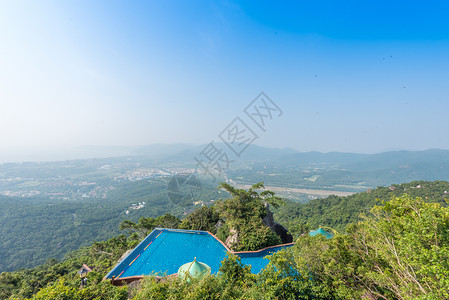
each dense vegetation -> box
[0,234,137,299]
[0,179,223,272]
[213,182,284,251]
[3,192,447,299]
[1,181,449,299]
[275,180,449,235]
[0,182,286,299]
[2,147,449,272]
[132,195,449,299]
[120,182,285,252]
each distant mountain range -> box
[1,143,449,192]
[223,147,449,191]
[1,143,449,272]
[65,145,449,192]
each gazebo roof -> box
[309,228,334,239]
[177,257,211,281]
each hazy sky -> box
[1,1,449,161]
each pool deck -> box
[104,228,294,284]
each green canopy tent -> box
[177,257,211,282]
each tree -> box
[119,214,180,239]
[216,182,283,251]
[179,206,220,233]
[351,195,449,298]
[283,195,449,299]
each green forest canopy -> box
[1,181,449,299]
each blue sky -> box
[1,1,449,161]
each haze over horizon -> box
[1,143,448,164]
[1,1,449,162]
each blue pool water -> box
[105,228,293,279]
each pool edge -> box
[103,228,295,284]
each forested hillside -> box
[0,182,288,299]
[2,148,449,274]
[0,179,224,272]
[1,182,448,299]
[274,180,449,234]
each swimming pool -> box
[105,228,294,282]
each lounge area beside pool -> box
[104,228,294,284]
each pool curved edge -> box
[103,228,295,284]
[205,230,295,254]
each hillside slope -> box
[274,180,449,233]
